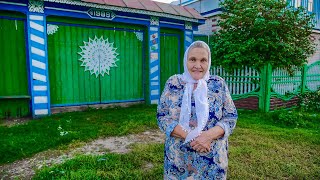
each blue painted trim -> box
[30,28,46,38]
[150,95,159,100]
[26,13,36,118]
[200,8,223,16]
[27,12,51,117]
[44,8,150,27]
[51,99,144,107]
[180,0,198,6]
[184,30,193,52]
[0,15,25,21]
[30,41,45,50]
[198,19,206,24]
[34,103,49,110]
[148,25,161,104]
[1,0,27,4]
[32,68,47,76]
[159,21,185,30]
[32,91,47,96]
[0,2,28,14]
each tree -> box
[211,0,316,73]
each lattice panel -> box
[210,66,260,95]
[306,62,320,91]
[271,68,302,95]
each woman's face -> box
[187,47,209,80]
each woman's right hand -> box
[170,125,188,140]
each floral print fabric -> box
[157,74,238,179]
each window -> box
[295,0,301,8]
[308,0,313,11]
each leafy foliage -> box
[298,89,320,112]
[211,0,315,72]
[268,109,320,128]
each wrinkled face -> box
[187,47,209,80]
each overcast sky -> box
[152,0,176,3]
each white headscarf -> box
[179,41,211,143]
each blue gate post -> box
[149,16,161,104]
[26,0,51,117]
[184,21,193,52]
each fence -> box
[210,61,320,112]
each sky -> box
[152,0,177,3]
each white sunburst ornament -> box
[78,36,119,77]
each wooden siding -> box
[47,20,145,106]
[160,29,183,92]
[0,13,30,118]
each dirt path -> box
[0,129,165,180]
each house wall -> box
[194,15,220,35]
[0,0,203,118]
[309,31,320,64]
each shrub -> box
[298,90,320,112]
[268,109,319,129]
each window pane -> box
[295,0,301,7]
[308,0,313,11]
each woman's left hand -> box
[190,131,212,153]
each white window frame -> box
[295,0,302,8]
[308,0,313,11]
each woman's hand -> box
[190,131,212,153]
[170,125,188,140]
[190,126,225,153]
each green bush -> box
[298,90,320,112]
[268,109,319,128]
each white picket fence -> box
[306,62,320,91]
[210,61,320,96]
[271,67,302,95]
[210,66,260,95]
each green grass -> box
[33,143,164,180]
[0,104,158,165]
[228,111,320,179]
[1,106,320,179]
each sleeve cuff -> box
[216,122,229,140]
[165,121,179,137]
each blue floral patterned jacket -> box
[157,74,238,180]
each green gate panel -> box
[0,14,30,118]
[100,30,144,102]
[160,30,183,92]
[47,21,144,106]
[48,25,100,105]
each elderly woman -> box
[157,41,238,179]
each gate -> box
[47,17,145,106]
[160,28,183,92]
[0,11,30,118]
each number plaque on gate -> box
[87,9,116,20]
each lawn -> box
[0,104,158,165]
[1,105,319,179]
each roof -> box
[81,0,204,20]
